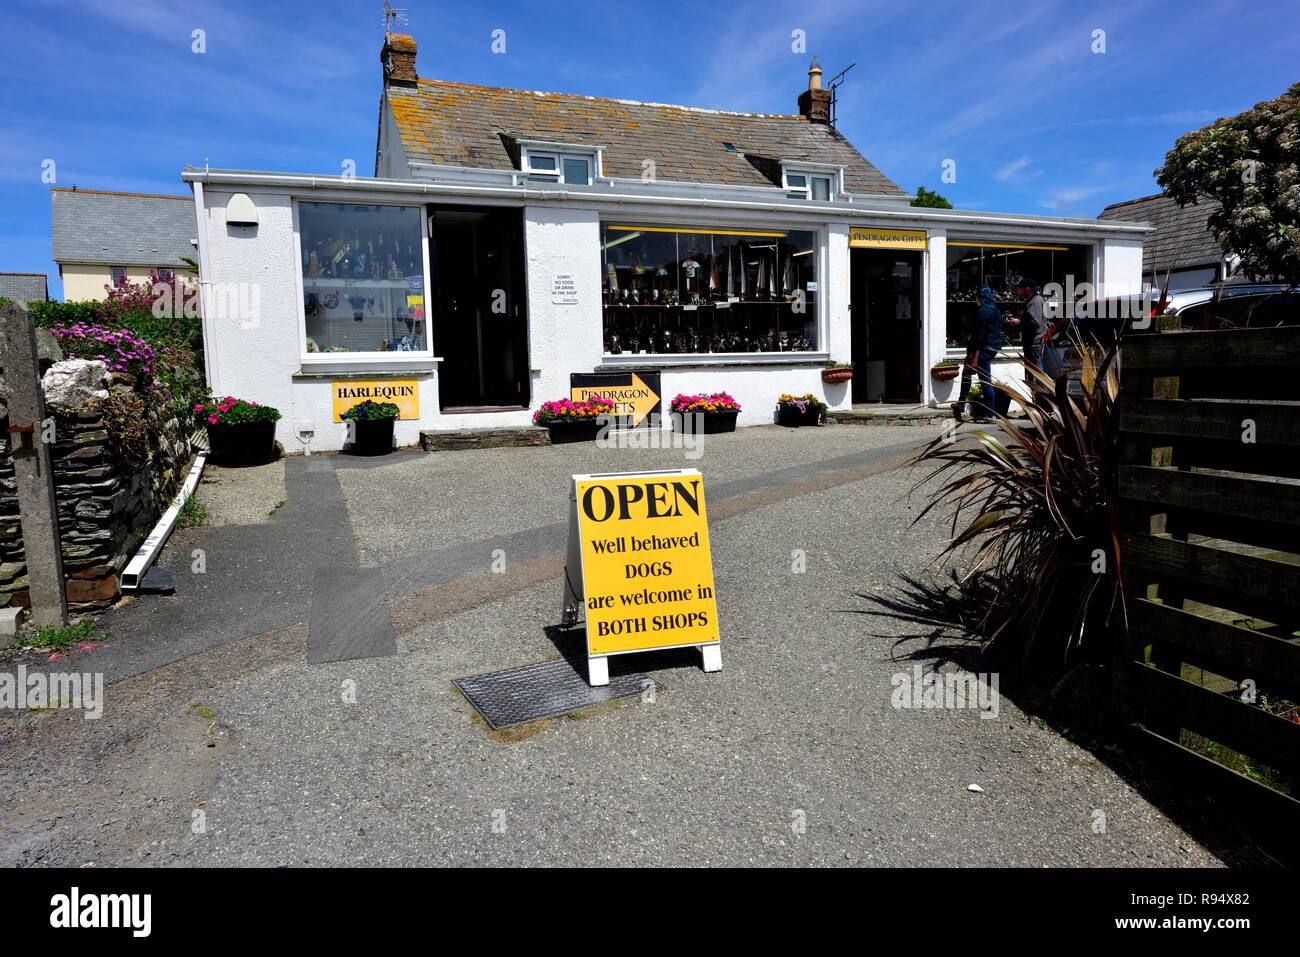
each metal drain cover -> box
[454,657,651,730]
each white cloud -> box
[1040,185,1107,211]
[995,156,1038,183]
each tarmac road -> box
[0,424,1237,866]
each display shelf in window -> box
[600,224,819,356]
[298,201,429,355]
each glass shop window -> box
[298,202,428,356]
[600,224,819,356]
[943,241,1093,349]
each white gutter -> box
[181,168,1151,235]
[190,180,219,393]
[120,452,207,591]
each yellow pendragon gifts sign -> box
[562,469,722,686]
[849,226,927,250]
[330,379,419,422]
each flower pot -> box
[821,368,853,384]
[545,419,606,444]
[673,410,738,434]
[205,420,277,466]
[348,416,395,456]
[776,405,823,427]
[931,364,960,381]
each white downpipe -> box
[191,180,219,394]
[120,452,207,591]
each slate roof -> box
[0,273,48,303]
[51,188,195,267]
[1097,193,1225,275]
[386,78,904,196]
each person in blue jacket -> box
[952,285,1002,423]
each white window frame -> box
[783,168,835,202]
[292,198,436,365]
[521,146,596,185]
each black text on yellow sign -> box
[569,371,661,428]
[574,471,719,657]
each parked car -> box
[1039,282,1299,396]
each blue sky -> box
[2,0,1296,299]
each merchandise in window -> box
[944,242,1092,348]
[600,224,819,355]
[298,202,428,355]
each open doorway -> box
[849,248,922,404]
[431,205,530,411]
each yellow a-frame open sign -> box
[562,469,722,686]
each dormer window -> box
[521,146,595,186]
[784,168,834,201]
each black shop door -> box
[431,206,530,410]
[850,248,922,404]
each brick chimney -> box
[382,33,418,87]
[797,57,832,123]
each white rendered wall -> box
[196,183,1144,446]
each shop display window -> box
[944,241,1092,348]
[298,202,428,356]
[600,224,819,356]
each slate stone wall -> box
[0,404,191,611]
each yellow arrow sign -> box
[570,372,660,427]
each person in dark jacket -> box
[952,285,1002,422]
[1009,277,1044,382]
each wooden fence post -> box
[1,299,68,628]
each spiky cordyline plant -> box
[911,343,1124,676]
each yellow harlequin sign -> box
[562,469,721,684]
[849,226,927,250]
[331,379,420,422]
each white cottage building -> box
[185,34,1148,452]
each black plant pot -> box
[673,410,739,434]
[348,416,395,456]
[545,419,605,444]
[776,405,823,427]
[205,420,277,466]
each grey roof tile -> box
[388,79,903,196]
[51,188,195,267]
[0,273,48,302]
[1098,193,1224,275]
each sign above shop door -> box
[849,226,927,250]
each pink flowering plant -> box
[776,392,828,413]
[670,392,741,414]
[533,396,614,425]
[49,322,157,386]
[193,395,282,427]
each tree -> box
[911,185,953,209]
[1156,83,1300,285]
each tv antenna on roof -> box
[383,1,408,36]
[827,63,856,129]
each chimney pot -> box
[798,57,832,123]
[382,33,418,87]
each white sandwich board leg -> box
[588,656,609,687]
[700,643,722,674]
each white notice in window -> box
[552,274,578,305]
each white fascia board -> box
[180,167,1150,236]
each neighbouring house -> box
[51,187,197,300]
[0,272,48,303]
[184,33,1148,451]
[1097,193,1245,291]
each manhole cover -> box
[454,657,651,730]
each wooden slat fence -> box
[1118,324,1300,861]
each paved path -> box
[0,425,1240,866]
